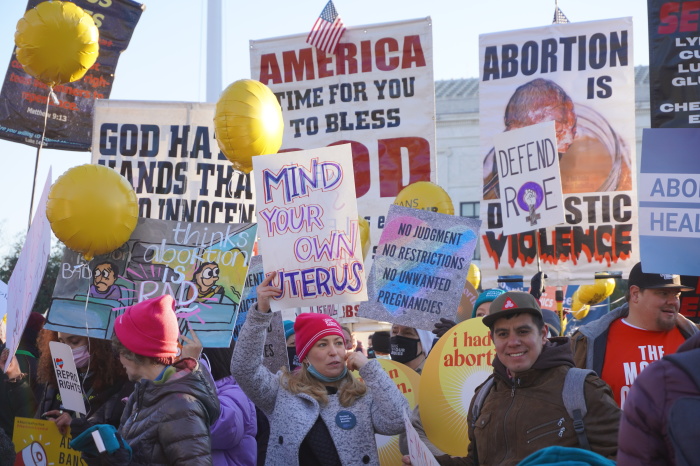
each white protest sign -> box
[4,171,52,372]
[494,121,565,236]
[404,410,440,466]
[48,341,86,415]
[253,144,367,311]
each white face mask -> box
[72,345,90,369]
[375,354,392,360]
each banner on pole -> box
[479,18,638,286]
[0,0,143,151]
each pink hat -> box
[294,313,345,362]
[114,295,179,358]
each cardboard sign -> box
[13,417,86,466]
[49,341,86,415]
[419,319,494,456]
[494,121,565,236]
[360,205,480,331]
[253,145,367,311]
[479,18,638,286]
[404,410,440,466]
[44,218,257,347]
[250,18,436,270]
[4,172,52,371]
[639,128,700,276]
[92,100,256,224]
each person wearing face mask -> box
[35,330,133,447]
[231,272,408,466]
[391,325,433,374]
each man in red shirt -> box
[572,262,699,408]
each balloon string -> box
[27,87,55,232]
[77,259,93,416]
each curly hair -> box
[36,329,126,391]
[281,363,367,407]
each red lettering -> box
[258,53,282,84]
[283,49,315,83]
[681,1,700,32]
[336,43,358,75]
[378,137,430,197]
[659,2,681,33]
[680,296,700,318]
[402,35,427,69]
[375,38,399,71]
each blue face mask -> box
[307,363,348,383]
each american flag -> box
[553,5,570,24]
[306,1,346,54]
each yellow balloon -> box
[47,164,138,261]
[358,217,370,260]
[577,278,616,306]
[570,289,590,320]
[214,79,284,173]
[15,1,99,87]
[393,181,454,215]
[467,263,480,289]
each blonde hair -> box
[281,363,367,407]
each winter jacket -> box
[231,306,408,466]
[437,338,620,466]
[0,352,38,438]
[209,373,258,466]
[571,302,699,375]
[618,332,700,465]
[117,358,220,465]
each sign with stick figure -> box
[493,121,565,236]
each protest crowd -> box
[1,0,699,465]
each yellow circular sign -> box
[418,318,494,456]
[356,359,421,466]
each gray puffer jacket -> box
[118,358,220,465]
[231,307,408,466]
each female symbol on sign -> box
[517,182,544,226]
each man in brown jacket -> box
[405,291,620,466]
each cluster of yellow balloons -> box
[393,181,454,215]
[569,278,616,320]
[15,1,99,87]
[214,79,284,173]
[47,165,138,261]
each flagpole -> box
[206,0,223,103]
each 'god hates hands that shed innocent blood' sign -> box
[494,121,565,236]
[253,144,367,311]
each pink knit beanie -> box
[114,295,179,358]
[294,313,345,362]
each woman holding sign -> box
[231,272,408,466]
[35,331,133,440]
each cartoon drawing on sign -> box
[44,219,257,347]
[89,261,127,301]
[482,78,632,199]
[186,262,225,303]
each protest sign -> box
[92,100,256,224]
[359,204,480,331]
[234,255,289,373]
[13,417,85,466]
[419,318,493,456]
[639,128,700,276]
[0,0,142,151]
[253,144,366,311]
[479,18,638,286]
[250,18,436,264]
[493,121,565,236]
[49,342,86,415]
[4,172,51,372]
[404,411,440,466]
[647,0,700,128]
[44,218,257,347]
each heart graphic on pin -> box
[502,298,516,310]
[54,358,64,369]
